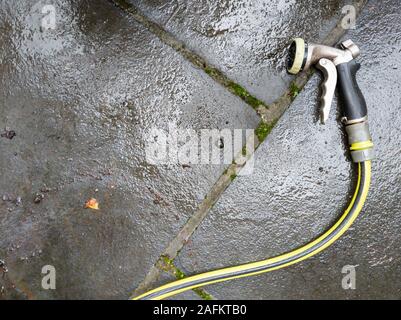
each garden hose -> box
[133,38,375,300]
[134,161,371,300]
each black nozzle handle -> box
[336,60,367,121]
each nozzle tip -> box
[287,38,307,75]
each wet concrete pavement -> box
[175,0,401,299]
[0,0,258,299]
[1,0,400,300]
[131,0,348,104]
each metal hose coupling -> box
[345,119,375,162]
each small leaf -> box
[85,198,99,210]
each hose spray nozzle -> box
[286,38,374,163]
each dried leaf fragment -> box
[85,198,99,210]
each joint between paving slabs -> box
[131,154,256,298]
[112,0,368,298]
[108,0,269,115]
[156,255,214,300]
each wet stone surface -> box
[131,0,347,104]
[175,0,401,299]
[0,0,259,299]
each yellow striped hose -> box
[133,160,371,300]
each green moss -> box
[255,120,277,143]
[174,268,185,280]
[193,288,213,300]
[227,82,264,109]
[203,64,267,110]
[230,173,237,181]
[289,82,300,99]
[204,66,219,77]
[159,255,213,300]
[160,255,185,280]
[241,145,247,156]
[160,255,174,270]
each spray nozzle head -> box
[286,38,360,75]
[285,38,361,124]
[287,38,308,75]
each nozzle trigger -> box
[316,58,337,124]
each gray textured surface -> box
[0,0,259,299]
[1,0,400,301]
[131,0,347,104]
[175,0,401,299]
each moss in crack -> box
[160,255,186,280]
[240,145,245,156]
[204,66,220,78]
[202,64,266,110]
[159,255,213,300]
[289,82,300,100]
[111,0,133,11]
[194,288,213,300]
[227,82,265,110]
[160,255,174,271]
[255,120,278,143]
[174,268,186,280]
[230,173,237,181]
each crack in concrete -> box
[157,255,214,300]
[132,140,258,299]
[108,0,269,113]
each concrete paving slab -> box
[0,0,259,299]
[175,0,401,299]
[130,0,349,104]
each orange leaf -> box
[85,198,99,210]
